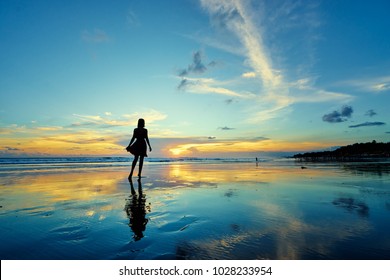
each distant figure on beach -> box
[126,118,152,178]
[125,178,150,241]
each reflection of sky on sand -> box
[1,161,389,259]
[0,169,132,259]
[0,170,126,231]
[165,162,317,183]
[159,186,373,259]
[145,163,389,259]
[1,170,124,205]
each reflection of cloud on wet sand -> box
[333,197,369,217]
[161,162,334,185]
[7,171,124,201]
[174,199,372,259]
[251,201,371,259]
[0,170,126,218]
[146,163,374,259]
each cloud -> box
[372,83,390,91]
[36,126,63,131]
[322,105,353,123]
[4,146,20,151]
[177,78,192,91]
[201,0,281,88]
[339,75,390,93]
[178,50,215,77]
[200,0,352,124]
[242,72,257,78]
[127,9,139,27]
[81,29,109,43]
[349,122,386,128]
[341,106,353,117]
[218,126,235,130]
[73,110,167,128]
[41,134,109,145]
[365,109,377,117]
[0,130,125,157]
[0,124,64,135]
[177,77,254,98]
[292,88,354,104]
[208,2,244,29]
[225,99,234,104]
[0,109,172,157]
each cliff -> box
[293,141,390,161]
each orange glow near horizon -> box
[167,139,343,157]
[1,133,345,157]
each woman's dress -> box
[128,128,148,157]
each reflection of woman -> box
[126,118,152,178]
[125,179,150,241]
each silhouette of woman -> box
[126,118,152,178]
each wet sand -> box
[1,161,389,259]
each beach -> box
[0,158,389,260]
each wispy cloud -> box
[126,9,139,27]
[36,126,63,131]
[72,114,131,128]
[73,109,167,128]
[242,72,256,78]
[372,83,390,92]
[0,131,124,157]
[177,77,254,98]
[339,75,390,93]
[201,0,281,88]
[0,124,64,135]
[81,29,109,43]
[199,0,352,123]
[349,122,386,128]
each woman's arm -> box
[126,129,136,150]
[145,129,152,152]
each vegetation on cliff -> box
[293,141,390,161]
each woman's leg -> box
[138,156,144,177]
[130,155,139,178]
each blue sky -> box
[1,0,389,157]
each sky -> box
[1,0,389,158]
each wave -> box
[0,156,264,164]
[0,156,270,173]
[0,157,129,165]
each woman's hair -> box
[137,118,145,128]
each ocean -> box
[0,156,262,172]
